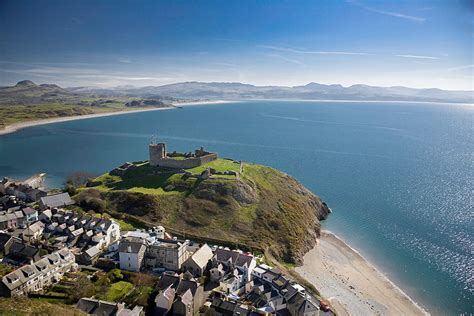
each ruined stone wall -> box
[153,153,218,169]
[198,153,218,165]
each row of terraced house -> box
[0,248,77,297]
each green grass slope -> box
[77,159,330,264]
[0,297,87,315]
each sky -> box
[0,0,472,90]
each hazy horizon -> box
[1,0,472,90]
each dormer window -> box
[7,275,19,283]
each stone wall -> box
[152,153,218,169]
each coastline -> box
[0,100,233,136]
[245,98,474,106]
[296,230,428,316]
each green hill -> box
[0,81,174,129]
[77,159,330,264]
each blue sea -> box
[0,100,472,314]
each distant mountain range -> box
[2,80,472,104]
[0,80,76,105]
[68,81,473,104]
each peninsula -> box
[80,141,331,265]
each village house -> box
[38,209,52,223]
[3,238,41,265]
[1,175,47,203]
[22,221,45,242]
[78,245,101,265]
[246,264,322,316]
[0,248,77,297]
[119,237,147,272]
[145,238,190,271]
[209,248,256,293]
[154,273,205,316]
[0,209,25,230]
[39,192,74,210]
[22,207,38,223]
[182,244,213,277]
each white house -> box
[22,221,45,242]
[119,237,147,272]
[22,207,38,224]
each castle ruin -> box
[149,142,217,169]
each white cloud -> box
[23,67,102,75]
[258,45,371,56]
[348,0,425,23]
[395,54,440,60]
[446,64,474,71]
[265,53,305,65]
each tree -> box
[65,171,96,188]
[66,274,95,304]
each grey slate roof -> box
[76,297,118,315]
[84,245,100,258]
[22,207,37,216]
[118,237,146,254]
[157,274,180,291]
[9,240,39,259]
[214,248,254,268]
[0,233,13,250]
[176,279,198,296]
[40,193,73,208]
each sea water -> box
[0,100,472,314]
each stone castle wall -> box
[149,143,217,169]
[152,153,217,169]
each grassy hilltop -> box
[0,80,174,129]
[77,158,330,264]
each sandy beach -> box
[296,231,428,316]
[0,100,233,136]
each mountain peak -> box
[16,80,36,87]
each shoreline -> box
[244,98,474,106]
[0,100,233,136]
[296,230,428,316]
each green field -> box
[97,281,134,302]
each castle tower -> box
[149,142,166,166]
